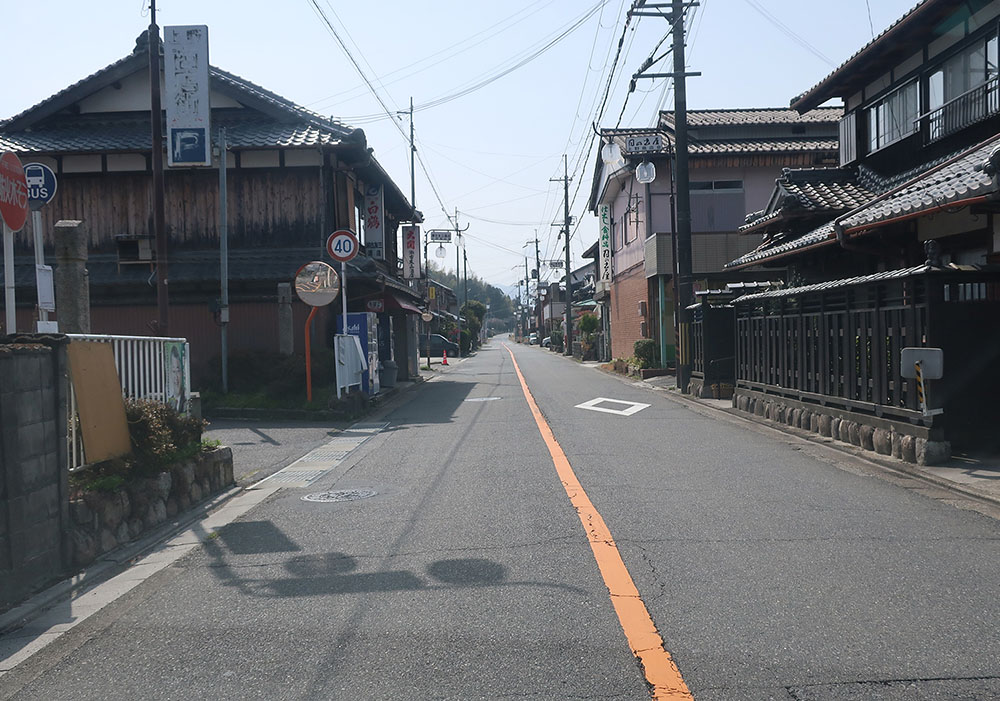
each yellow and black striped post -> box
[914,360,926,415]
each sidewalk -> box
[626,369,1000,509]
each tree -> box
[426,261,513,320]
[461,300,486,351]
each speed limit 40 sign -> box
[326,229,359,263]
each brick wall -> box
[609,265,649,359]
[0,340,69,613]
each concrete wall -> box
[0,340,69,613]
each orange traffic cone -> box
[442,349,449,366]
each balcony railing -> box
[924,75,1000,144]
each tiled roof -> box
[738,168,876,235]
[781,174,874,212]
[689,137,837,155]
[0,114,349,154]
[733,265,937,302]
[840,133,1000,231]
[726,221,836,268]
[0,40,357,153]
[726,130,1000,268]
[210,66,354,137]
[663,107,842,127]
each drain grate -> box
[298,449,352,461]
[266,470,327,484]
[301,488,377,503]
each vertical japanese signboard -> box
[363,185,384,260]
[164,25,211,167]
[402,225,421,279]
[598,204,612,282]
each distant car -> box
[541,336,551,348]
[420,333,459,356]
[528,333,538,345]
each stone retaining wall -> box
[732,389,950,466]
[68,448,234,568]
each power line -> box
[741,0,836,67]
[305,1,558,111]
[335,1,610,122]
[540,0,641,269]
[307,0,456,225]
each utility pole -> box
[550,156,572,356]
[218,128,229,393]
[671,0,694,392]
[148,0,169,335]
[532,232,542,336]
[453,209,469,356]
[463,247,468,316]
[629,0,698,390]
[524,257,530,339]
[408,97,416,219]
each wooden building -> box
[0,30,424,385]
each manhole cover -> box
[301,488,377,503]
[464,397,501,402]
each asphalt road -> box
[5,338,1000,700]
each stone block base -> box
[733,390,949,467]
[70,448,235,569]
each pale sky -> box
[2,1,919,291]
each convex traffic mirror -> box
[294,261,341,307]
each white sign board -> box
[35,264,55,312]
[623,134,663,154]
[164,25,211,167]
[430,230,452,243]
[549,259,564,269]
[363,185,384,260]
[402,225,421,279]
[598,204,612,282]
[901,347,943,379]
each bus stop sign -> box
[23,163,58,210]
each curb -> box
[0,484,243,636]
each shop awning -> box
[385,292,422,314]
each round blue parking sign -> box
[23,162,57,211]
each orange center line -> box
[503,344,692,700]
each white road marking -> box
[575,397,651,416]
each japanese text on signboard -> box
[164,25,211,167]
[402,226,421,279]
[364,185,384,260]
[599,204,612,282]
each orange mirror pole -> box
[304,306,318,402]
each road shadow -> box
[378,379,475,428]
[197,522,585,598]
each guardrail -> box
[66,334,191,472]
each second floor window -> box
[867,80,919,152]
[927,32,999,140]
